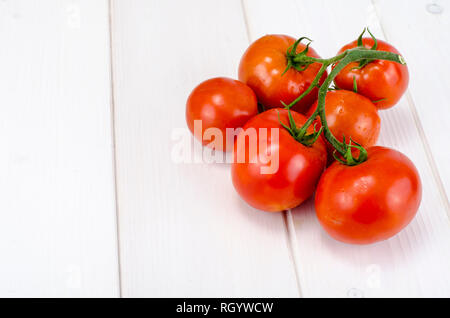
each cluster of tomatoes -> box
[186,30,421,245]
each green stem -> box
[315,48,404,157]
[286,52,347,110]
[291,52,346,67]
[284,46,405,164]
[285,63,326,110]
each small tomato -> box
[186,77,258,151]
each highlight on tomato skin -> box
[186,77,258,152]
[334,38,409,110]
[315,146,422,245]
[306,89,381,164]
[238,34,327,114]
[231,108,327,212]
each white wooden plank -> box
[111,0,299,297]
[372,0,450,203]
[0,0,119,297]
[244,0,450,297]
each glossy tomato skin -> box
[307,90,380,161]
[239,35,327,114]
[334,38,409,109]
[315,146,421,244]
[232,108,327,212]
[186,77,258,152]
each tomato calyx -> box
[282,37,315,75]
[277,108,323,147]
[332,136,368,166]
[351,27,379,70]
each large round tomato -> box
[307,89,380,161]
[238,34,327,114]
[315,146,421,244]
[186,77,258,151]
[231,108,327,212]
[334,38,409,109]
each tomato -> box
[315,146,421,244]
[307,90,380,162]
[334,38,409,109]
[186,77,258,151]
[238,34,327,114]
[231,108,327,212]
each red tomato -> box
[231,108,327,212]
[334,38,409,109]
[186,77,258,151]
[315,146,421,244]
[307,90,380,162]
[238,34,327,114]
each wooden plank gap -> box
[240,0,252,44]
[107,0,124,298]
[283,211,303,297]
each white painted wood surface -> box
[110,0,299,297]
[374,0,450,201]
[0,0,119,296]
[1,0,449,297]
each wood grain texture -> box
[0,0,119,297]
[244,0,450,297]
[110,0,299,297]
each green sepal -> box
[332,136,368,166]
[356,28,366,47]
[301,124,324,147]
[277,110,294,136]
[352,27,379,70]
[372,98,387,104]
[282,36,314,76]
[277,109,322,147]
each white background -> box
[0,0,449,297]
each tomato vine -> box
[280,28,406,166]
